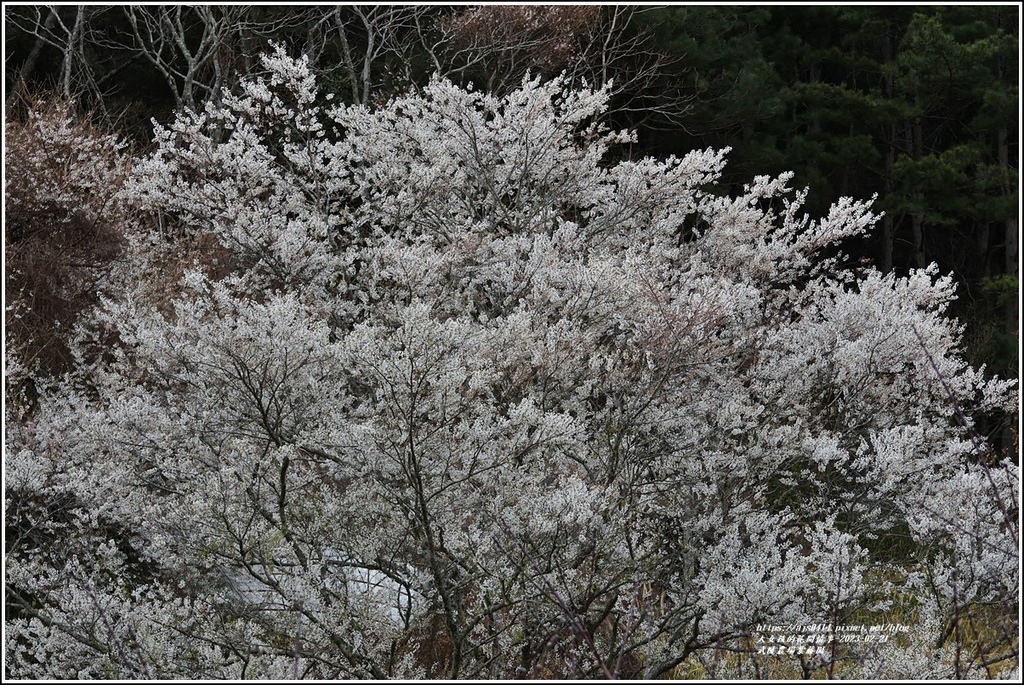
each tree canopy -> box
[4,45,1018,679]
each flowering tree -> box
[4,95,130,397]
[5,48,1018,679]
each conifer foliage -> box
[5,48,1018,679]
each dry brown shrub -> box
[440,6,600,75]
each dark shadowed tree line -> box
[644,5,1018,383]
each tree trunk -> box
[998,126,1018,337]
[975,220,991,279]
[60,6,86,100]
[16,8,58,86]
[883,129,896,272]
[881,30,896,273]
[910,117,926,269]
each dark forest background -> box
[4,4,1019,382]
